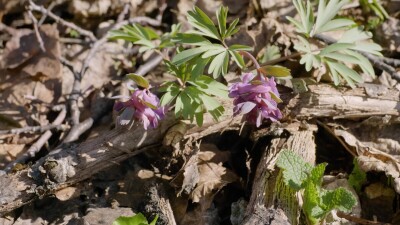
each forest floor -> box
[0,0,400,224]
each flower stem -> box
[239,51,260,69]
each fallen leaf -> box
[332,119,400,193]
[54,187,81,201]
[190,162,237,202]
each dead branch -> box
[28,1,97,42]
[382,57,400,68]
[4,105,67,172]
[0,124,69,136]
[27,2,45,52]
[0,84,399,215]
[64,4,163,142]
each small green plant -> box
[276,150,357,225]
[348,158,367,192]
[359,0,388,30]
[288,0,382,88]
[109,5,288,129]
[113,213,158,225]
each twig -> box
[28,1,97,42]
[64,6,162,142]
[4,105,67,172]
[382,57,400,68]
[62,3,133,141]
[26,4,45,52]
[314,34,400,82]
[336,211,391,225]
[0,124,69,136]
[0,22,18,35]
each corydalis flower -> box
[228,72,282,127]
[114,89,166,130]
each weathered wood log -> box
[0,84,399,215]
[242,124,317,225]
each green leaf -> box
[260,44,281,64]
[313,0,348,36]
[225,18,239,37]
[172,33,211,46]
[319,43,354,56]
[201,45,226,58]
[321,188,357,213]
[348,158,367,192]
[216,6,228,38]
[175,94,184,117]
[126,73,150,89]
[208,50,228,78]
[291,0,314,34]
[316,18,355,34]
[229,50,245,68]
[113,213,158,225]
[326,60,363,87]
[303,180,324,224]
[198,93,224,121]
[269,91,283,103]
[286,16,306,34]
[295,36,312,53]
[343,50,376,78]
[259,65,291,78]
[172,46,210,65]
[108,30,139,42]
[338,27,372,43]
[228,45,253,52]
[309,163,327,186]
[276,149,313,191]
[160,86,180,106]
[187,6,221,40]
[300,53,320,71]
[350,42,383,56]
[188,75,228,98]
[190,56,211,80]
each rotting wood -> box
[243,124,317,225]
[0,84,399,215]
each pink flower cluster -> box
[114,89,166,130]
[228,73,282,127]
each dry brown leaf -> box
[227,17,292,56]
[332,119,400,193]
[190,162,237,203]
[54,187,81,201]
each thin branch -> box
[336,211,391,225]
[4,105,67,172]
[64,7,162,142]
[382,57,400,68]
[314,34,400,82]
[0,124,69,136]
[27,4,45,52]
[28,1,97,42]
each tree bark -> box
[0,84,399,215]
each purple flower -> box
[114,89,166,130]
[228,72,282,127]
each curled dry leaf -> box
[190,161,237,202]
[332,118,400,193]
[171,142,236,203]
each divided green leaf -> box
[113,213,158,225]
[109,24,159,52]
